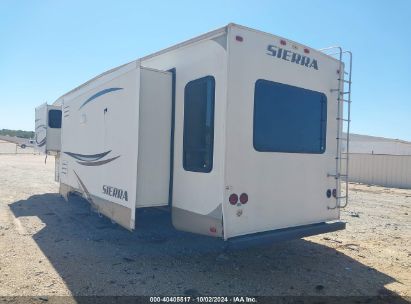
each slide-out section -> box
[59,63,140,230]
[35,103,62,153]
[59,63,172,230]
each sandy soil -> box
[0,154,410,299]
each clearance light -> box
[280,39,286,46]
[229,193,238,205]
[304,48,310,54]
[240,193,248,204]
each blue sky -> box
[0,0,410,140]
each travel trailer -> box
[35,24,352,246]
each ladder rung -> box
[340,91,350,95]
[337,98,352,103]
[337,196,347,199]
[338,79,352,84]
[336,137,348,140]
[336,118,351,122]
[336,157,348,160]
[327,174,348,178]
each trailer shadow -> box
[9,193,407,300]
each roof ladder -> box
[320,47,353,210]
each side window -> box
[183,76,215,173]
[48,109,62,128]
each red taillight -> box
[239,193,248,204]
[304,48,310,54]
[280,39,286,45]
[209,226,217,233]
[235,35,243,42]
[229,193,238,205]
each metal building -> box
[343,134,411,189]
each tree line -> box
[0,129,35,139]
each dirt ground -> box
[0,154,410,300]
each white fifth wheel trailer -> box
[35,24,352,246]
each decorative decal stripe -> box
[37,139,46,147]
[35,130,46,146]
[35,124,46,130]
[73,170,93,201]
[64,150,111,161]
[79,88,123,110]
[76,156,120,166]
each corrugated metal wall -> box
[347,153,411,189]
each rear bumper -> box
[227,221,346,249]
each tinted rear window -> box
[253,79,327,153]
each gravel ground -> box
[0,154,410,299]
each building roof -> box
[346,133,411,155]
[349,133,411,145]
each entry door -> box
[170,73,224,236]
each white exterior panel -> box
[59,62,140,229]
[223,25,341,239]
[141,32,228,237]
